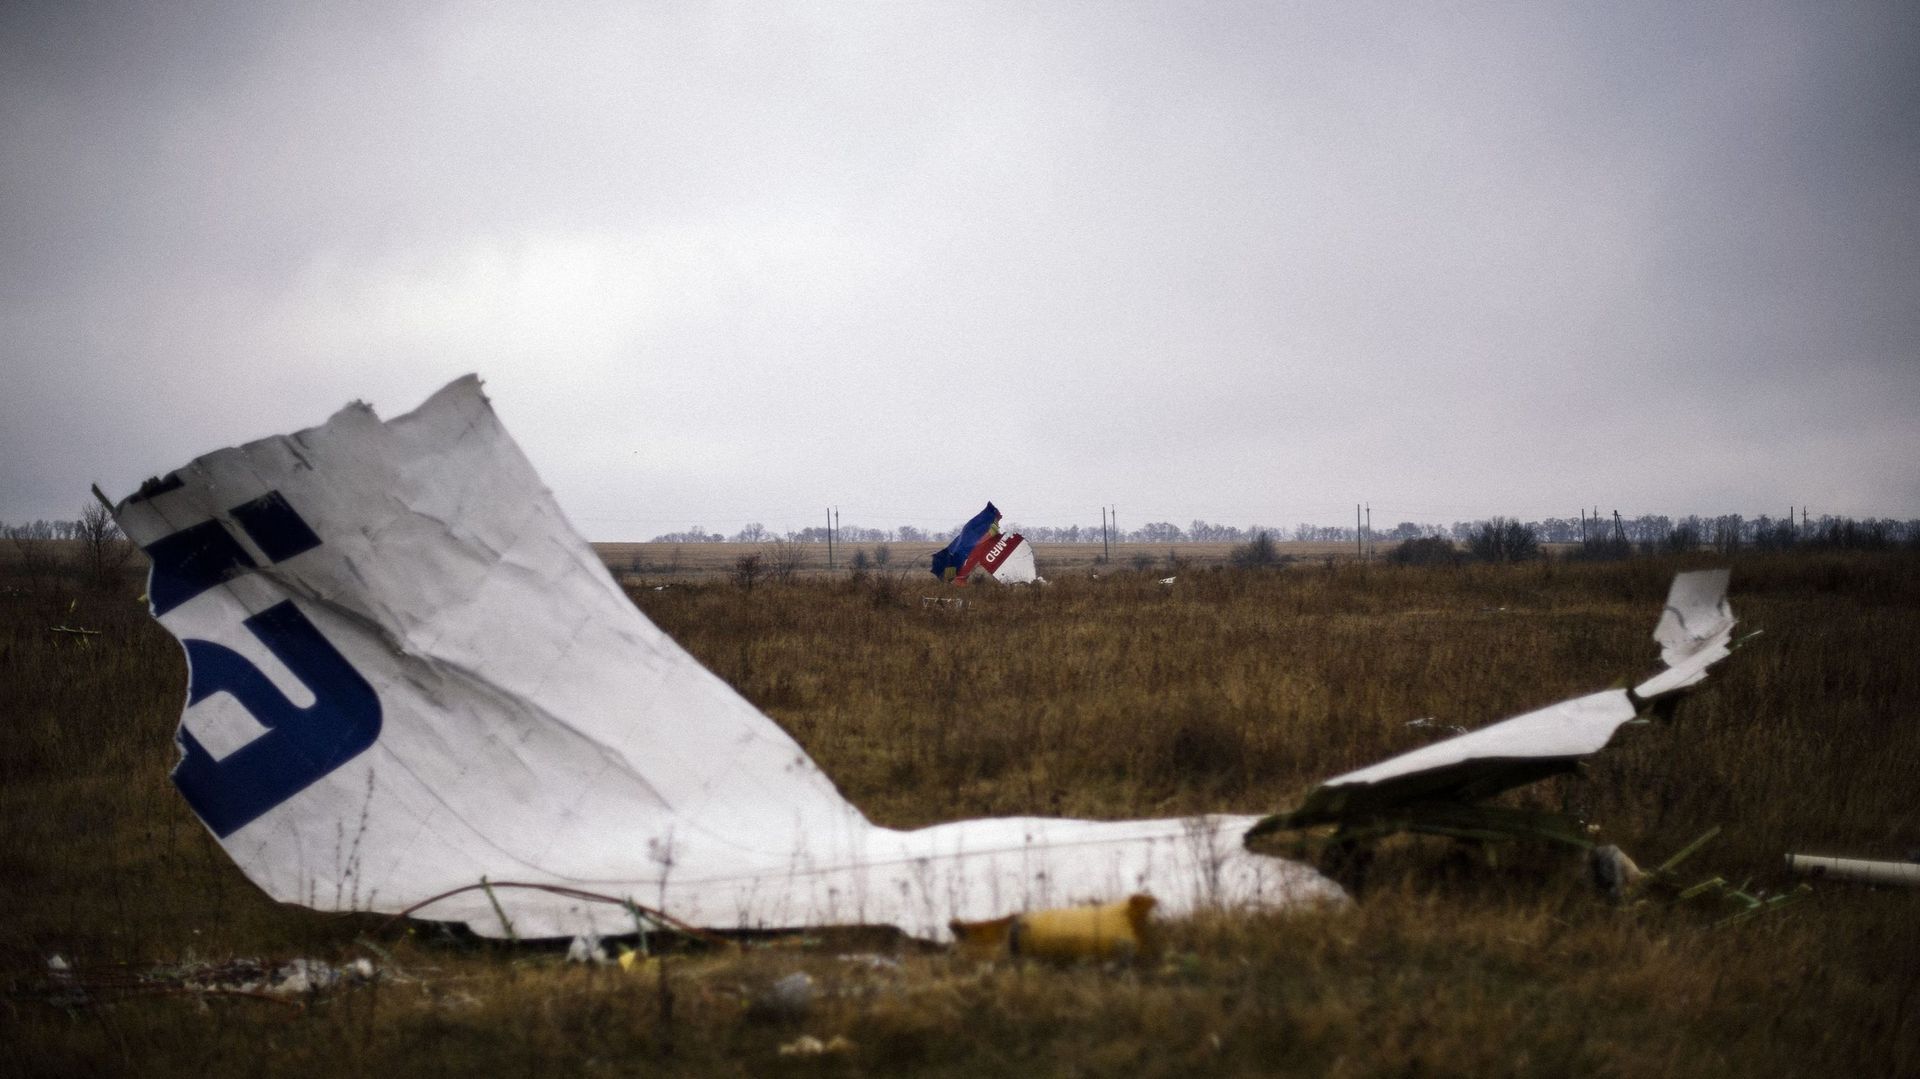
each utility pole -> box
[826,507,834,570]
[1101,506,1110,561]
[1580,508,1587,542]
[1365,503,1372,560]
[1356,504,1363,560]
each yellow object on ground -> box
[616,949,661,979]
[948,913,1019,959]
[951,894,1157,961]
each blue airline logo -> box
[143,492,382,837]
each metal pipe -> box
[1785,854,1920,887]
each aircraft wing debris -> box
[1650,568,1735,666]
[112,376,1338,941]
[1289,690,1640,826]
[1634,569,1738,698]
[1251,569,1745,848]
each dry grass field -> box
[3,549,1917,1076]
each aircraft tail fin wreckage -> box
[110,377,1751,942]
[930,502,1043,585]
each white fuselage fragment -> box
[113,377,1339,940]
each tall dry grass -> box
[2,552,1916,1076]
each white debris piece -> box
[983,536,1045,584]
[1312,570,1740,802]
[1324,690,1639,790]
[1650,568,1734,666]
[113,376,1341,942]
[756,971,816,1019]
[1634,569,1737,698]
[566,934,613,964]
[1785,854,1920,887]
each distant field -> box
[4,552,1917,1075]
[592,539,1367,582]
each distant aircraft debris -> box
[930,502,1044,585]
[110,376,1335,943]
[1249,569,1751,853]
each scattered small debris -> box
[1405,717,1468,736]
[566,933,614,964]
[752,971,816,1020]
[1594,828,1811,928]
[1587,845,1645,900]
[22,956,378,1010]
[268,957,374,994]
[1158,576,1177,586]
[778,1034,856,1058]
[836,953,902,973]
[919,596,966,610]
[1676,877,1811,928]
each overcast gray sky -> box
[3,2,1915,540]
